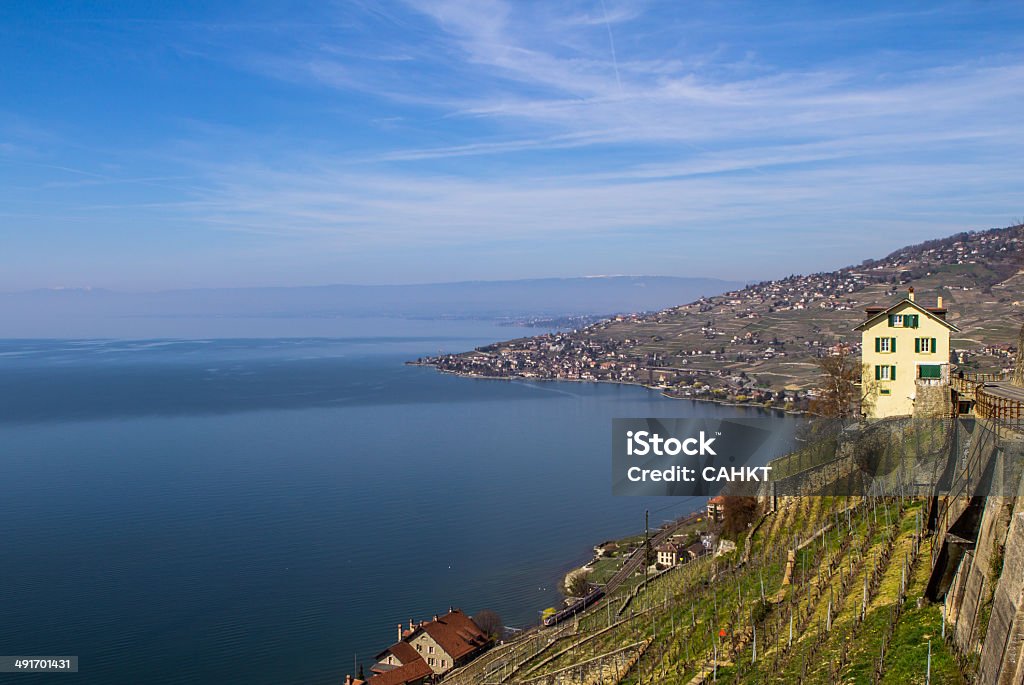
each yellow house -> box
[855,288,959,418]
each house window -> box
[916,337,937,353]
[880,388,891,395]
[428,646,435,654]
[889,313,920,328]
[876,365,895,381]
[428,657,435,666]
[919,365,942,379]
[876,337,895,353]
[441,660,447,669]
[416,645,422,652]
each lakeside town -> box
[413,225,1022,413]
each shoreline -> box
[561,508,711,596]
[408,360,805,416]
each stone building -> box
[368,609,491,685]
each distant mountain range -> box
[0,276,744,338]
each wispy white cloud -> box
[145,0,1023,281]
[5,1,1024,286]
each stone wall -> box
[914,381,951,418]
[980,508,1024,684]
[939,420,1024,683]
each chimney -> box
[937,295,943,309]
[908,286,915,302]
[398,623,403,642]
[409,619,414,633]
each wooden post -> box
[926,639,932,685]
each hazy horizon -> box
[0,275,743,338]
[0,274,744,296]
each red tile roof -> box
[374,641,421,666]
[367,658,432,685]
[413,610,489,661]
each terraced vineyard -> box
[448,491,964,684]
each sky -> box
[2,1,1023,291]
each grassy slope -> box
[461,493,966,685]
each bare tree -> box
[810,346,862,419]
[722,496,760,536]
[472,610,503,640]
[563,569,592,598]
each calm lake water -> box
[0,327,796,684]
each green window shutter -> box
[891,338,896,353]
[932,338,937,353]
[875,337,881,352]
[912,314,920,328]
[888,314,895,327]
[915,338,921,353]
[891,365,896,381]
[876,365,881,380]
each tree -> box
[472,610,503,640]
[722,496,760,536]
[564,569,592,598]
[809,346,863,419]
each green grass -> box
[881,602,963,684]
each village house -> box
[855,288,960,419]
[707,495,726,522]
[368,609,491,685]
[686,541,709,561]
[656,541,685,567]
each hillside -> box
[423,225,1024,409]
[442,420,962,684]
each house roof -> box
[374,641,421,666]
[410,610,489,661]
[367,658,432,685]
[854,298,960,333]
[656,542,683,553]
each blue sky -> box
[2,1,1023,290]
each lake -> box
[0,328,797,684]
